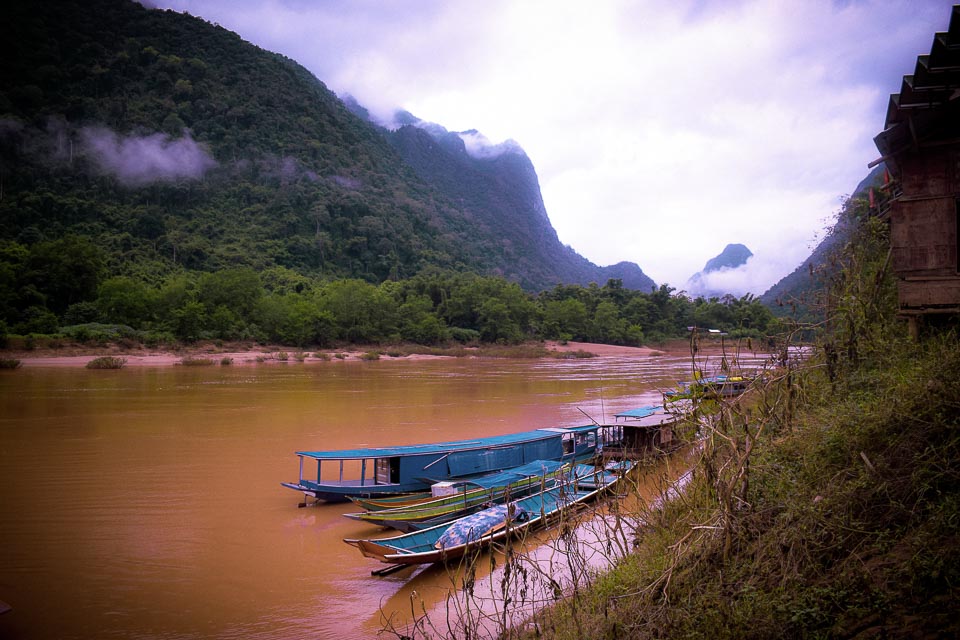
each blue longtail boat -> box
[343,460,632,566]
[282,424,601,503]
[342,459,570,532]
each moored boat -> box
[343,460,632,566]
[343,459,569,532]
[282,424,600,503]
[348,490,435,512]
[602,405,684,459]
[570,461,632,490]
[664,374,752,402]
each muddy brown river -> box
[0,352,763,638]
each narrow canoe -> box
[343,460,569,532]
[343,462,632,566]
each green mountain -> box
[374,111,656,291]
[760,166,885,319]
[685,243,754,297]
[702,243,753,273]
[0,0,654,306]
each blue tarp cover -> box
[462,460,567,490]
[614,406,661,419]
[435,503,530,549]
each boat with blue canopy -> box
[282,424,601,503]
[612,405,662,421]
[343,459,569,532]
[343,461,630,566]
[664,374,752,402]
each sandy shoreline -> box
[3,341,679,368]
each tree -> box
[96,276,155,327]
[590,300,627,344]
[542,298,589,341]
[197,267,262,319]
[208,304,242,340]
[25,235,105,316]
[478,298,519,343]
[318,279,398,343]
[171,300,206,341]
[398,294,448,345]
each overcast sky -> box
[154,0,954,293]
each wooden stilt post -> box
[908,315,919,341]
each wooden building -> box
[601,406,680,460]
[872,5,960,334]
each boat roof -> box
[296,424,598,460]
[613,405,662,419]
[459,460,568,489]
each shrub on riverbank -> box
[85,356,126,369]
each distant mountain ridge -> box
[344,101,657,291]
[760,166,885,318]
[1,0,656,294]
[685,243,754,298]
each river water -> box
[0,352,760,639]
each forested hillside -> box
[1,0,475,287]
[0,0,653,301]
[760,165,886,320]
[381,115,656,291]
[0,0,776,348]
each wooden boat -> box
[602,405,683,458]
[282,424,601,503]
[348,490,436,512]
[570,461,632,490]
[342,460,569,532]
[664,374,752,402]
[343,462,631,566]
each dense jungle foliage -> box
[0,0,475,285]
[0,250,776,348]
[526,194,960,638]
[0,0,773,350]
[0,0,656,337]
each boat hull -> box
[343,460,568,532]
[280,481,424,503]
[344,462,632,566]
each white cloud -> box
[80,127,216,185]
[157,0,954,290]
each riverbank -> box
[1,340,700,368]
[521,335,960,638]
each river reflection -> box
[0,353,765,639]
